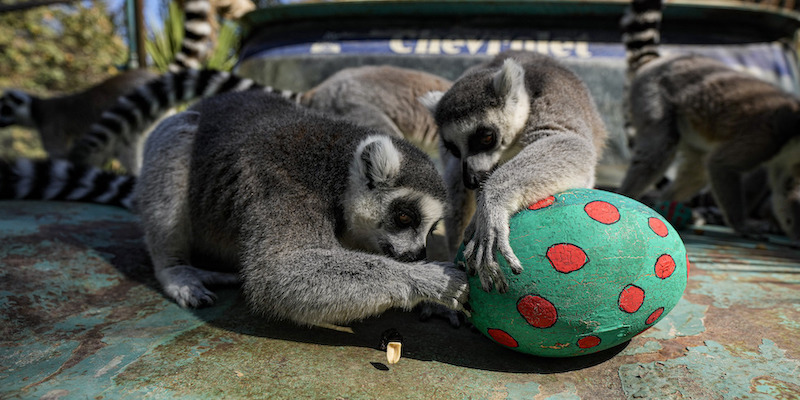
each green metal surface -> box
[1,201,799,399]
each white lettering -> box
[414,39,429,54]
[575,40,592,58]
[389,39,413,54]
[550,40,574,58]
[441,39,464,54]
[486,40,503,55]
[428,39,441,54]
[388,35,593,58]
[466,39,484,55]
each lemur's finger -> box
[478,269,494,292]
[490,263,509,293]
[501,243,523,274]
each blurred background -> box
[1,0,799,162]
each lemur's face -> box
[437,97,528,190]
[421,59,530,190]
[341,135,446,261]
[344,186,444,262]
[0,90,33,128]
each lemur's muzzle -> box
[381,243,428,262]
[463,162,490,190]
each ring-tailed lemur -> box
[618,0,800,242]
[0,158,136,209]
[66,65,451,173]
[137,90,469,325]
[301,65,452,153]
[420,50,608,293]
[1,90,469,326]
[66,69,269,172]
[0,0,217,162]
[0,70,158,160]
[171,0,255,72]
[171,0,215,72]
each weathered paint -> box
[1,201,799,399]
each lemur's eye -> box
[395,212,413,227]
[480,131,494,146]
[470,127,497,151]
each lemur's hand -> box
[413,261,470,313]
[463,204,523,293]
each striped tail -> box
[0,158,136,210]
[67,68,305,170]
[169,0,213,73]
[620,0,663,74]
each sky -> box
[106,0,164,35]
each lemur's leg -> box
[136,111,239,308]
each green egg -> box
[460,189,688,357]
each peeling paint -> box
[691,275,800,309]
[640,297,707,340]
[620,340,662,356]
[619,340,800,400]
[505,382,541,400]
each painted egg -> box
[459,189,688,357]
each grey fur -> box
[421,50,608,292]
[302,65,452,154]
[66,65,450,175]
[136,90,468,325]
[618,0,800,241]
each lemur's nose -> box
[463,163,488,190]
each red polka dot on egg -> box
[517,295,558,328]
[487,328,519,348]
[577,335,601,349]
[655,254,676,279]
[649,217,669,237]
[687,254,691,275]
[529,195,556,210]
[584,201,620,224]
[619,284,645,313]
[646,307,664,325]
[546,243,588,273]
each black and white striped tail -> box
[620,0,663,73]
[169,0,213,73]
[67,68,304,168]
[0,158,136,209]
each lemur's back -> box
[635,54,800,143]
[507,52,607,150]
[186,92,360,243]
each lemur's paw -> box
[169,283,217,308]
[157,265,239,308]
[423,261,470,315]
[418,302,467,328]
[463,211,522,293]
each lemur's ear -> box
[418,91,444,114]
[492,58,526,99]
[353,136,401,189]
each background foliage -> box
[0,2,128,95]
[146,0,240,73]
[0,0,245,160]
[0,1,128,159]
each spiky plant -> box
[145,2,241,72]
